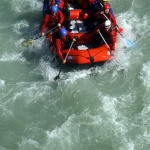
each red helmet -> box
[103,4,110,10]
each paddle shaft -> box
[99,31,111,53]
[34,25,58,40]
[99,31,125,69]
[54,41,74,80]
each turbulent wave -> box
[0,0,150,150]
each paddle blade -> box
[54,75,60,81]
[54,64,64,81]
[21,39,34,46]
[51,57,55,63]
[125,38,136,47]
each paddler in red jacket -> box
[53,28,76,64]
[40,5,64,36]
[94,20,117,54]
[99,0,115,17]
[94,4,116,26]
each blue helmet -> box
[50,5,58,13]
[59,28,67,37]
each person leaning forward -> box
[52,28,76,64]
[99,0,114,17]
[94,3,116,26]
[40,5,64,36]
[94,20,117,54]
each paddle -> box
[116,24,135,47]
[98,31,112,54]
[102,13,135,47]
[22,25,58,46]
[99,30,124,69]
[54,41,74,81]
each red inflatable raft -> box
[61,32,112,64]
[48,9,121,65]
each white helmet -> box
[104,20,111,28]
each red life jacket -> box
[48,12,59,25]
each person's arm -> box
[108,12,117,26]
[40,14,50,34]
[94,11,102,20]
[94,23,103,33]
[109,30,117,52]
[67,31,76,43]
[58,10,65,25]
[67,31,74,39]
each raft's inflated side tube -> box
[59,0,65,8]
[61,32,112,64]
[70,9,91,20]
[63,44,111,64]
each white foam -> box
[116,10,150,46]
[139,61,150,88]
[44,113,102,149]
[0,79,5,88]
[100,93,134,138]
[116,11,136,44]
[45,114,76,149]
[18,138,40,150]
[13,20,29,35]
[102,96,118,120]
[63,69,93,83]
[0,52,26,63]
[118,138,135,150]
[37,59,57,81]
[37,58,97,82]
[12,0,42,12]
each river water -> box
[0,0,150,150]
